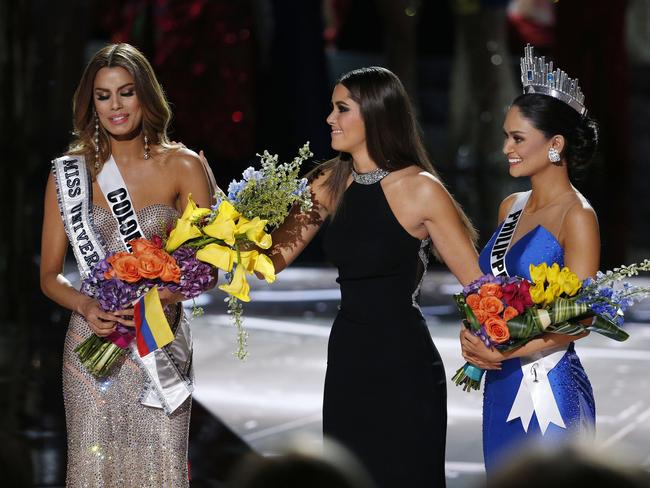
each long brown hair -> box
[313,66,477,246]
[67,43,177,176]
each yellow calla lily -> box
[196,243,236,272]
[180,193,211,222]
[253,253,276,283]
[165,219,203,252]
[236,217,272,249]
[529,263,548,285]
[234,250,276,284]
[236,250,259,273]
[203,219,237,246]
[216,200,240,221]
[219,264,250,302]
[202,200,241,246]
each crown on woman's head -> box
[520,44,587,115]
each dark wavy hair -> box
[512,93,599,175]
[313,66,477,244]
[67,43,178,177]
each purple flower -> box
[462,274,514,295]
[166,247,216,299]
[95,278,140,312]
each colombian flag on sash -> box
[134,286,174,357]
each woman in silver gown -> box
[40,44,214,487]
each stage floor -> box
[190,267,650,487]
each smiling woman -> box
[266,66,482,488]
[460,45,602,475]
[40,43,216,488]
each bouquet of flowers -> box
[452,260,650,391]
[76,143,313,376]
[76,236,216,377]
[163,142,314,359]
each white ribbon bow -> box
[507,346,568,434]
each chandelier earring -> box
[94,111,100,170]
[548,147,561,165]
[143,125,150,160]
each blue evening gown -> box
[478,223,596,473]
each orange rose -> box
[108,253,141,282]
[484,316,510,344]
[479,296,504,315]
[137,252,166,279]
[160,260,181,283]
[466,293,481,311]
[473,309,489,324]
[503,306,519,322]
[479,283,504,299]
[129,237,160,256]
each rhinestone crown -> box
[520,44,587,116]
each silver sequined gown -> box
[63,204,191,487]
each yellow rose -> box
[530,281,546,305]
[544,282,561,305]
[558,267,582,296]
[529,263,548,285]
[196,243,235,272]
[218,264,250,302]
[545,263,561,285]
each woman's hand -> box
[78,297,120,337]
[459,327,503,370]
[158,287,186,307]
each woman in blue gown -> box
[460,46,601,474]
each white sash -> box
[489,191,530,276]
[488,190,567,434]
[507,348,567,434]
[53,154,193,415]
[95,156,146,251]
[51,155,105,279]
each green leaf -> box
[588,316,630,341]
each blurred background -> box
[1,0,649,486]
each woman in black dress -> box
[269,67,482,488]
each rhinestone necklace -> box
[351,167,390,185]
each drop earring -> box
[143,126,150,160]
[548,147,561,164]
[94,111,100,170]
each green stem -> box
[227,295,248,360]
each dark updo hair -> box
[512,93,599,174]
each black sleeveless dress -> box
[322,174,447,488]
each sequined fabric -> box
[478,223,595,473]
[63,204,191,487]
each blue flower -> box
[227,179,247,201]
[292,178,308,196]
[598,287,614,299]
[242,166,263,182]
